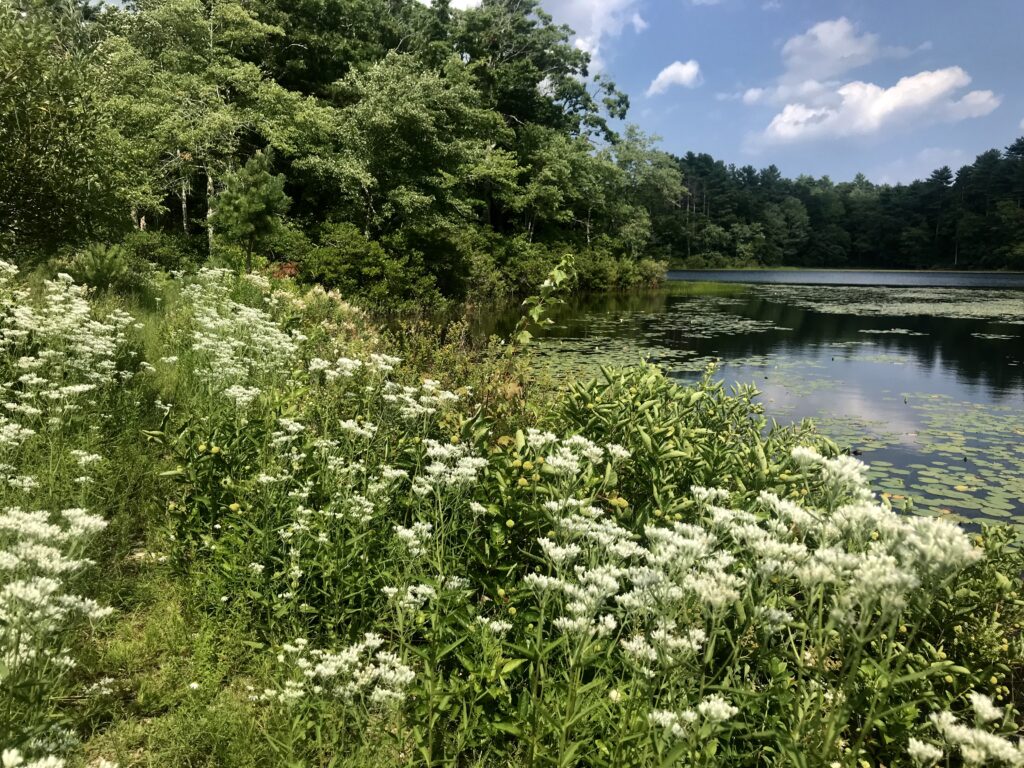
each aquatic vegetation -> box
[973,332,1020,341]
[858,328,928,336]
[757,284,1024,323]
[507,280,1024,528]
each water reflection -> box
[484,277,1024,525]
[668,269,1024,289]
[528,283,1024,395]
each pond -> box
[493,271,1024,529]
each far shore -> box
[667,266,1024,274]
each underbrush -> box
[1,263,1022,767]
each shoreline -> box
[667,266,1024,274]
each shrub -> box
[497,236,564,297]
[120,230,203,272]
[67,242,152,295]
[300,222,444,312]
[574,248,621,291]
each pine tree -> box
[214,152,290,273]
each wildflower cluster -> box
[513,434,999,764]
[0,262,130,760]
[411,439,486,497]
[1,265,135,441]
[265,634,414,707]
[921,705,1024,765]
[383,378,459,421]
[176,269,300,396]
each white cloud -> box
[733,17,999,148]
[1019,117,1024,130]
[690,0,723,4]
[741,79,835,106]
[760,67,1000,144]
[646,60,702,96]
[732,18,936,109]
[780,17,880,82]
[726,18,920,109]
[416,0,481,9]
[543,0,648,71]
[762,0,782,9]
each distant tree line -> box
[671,143,1024,270]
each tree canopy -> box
[673,147,1024,270]
[1,0,1021,305]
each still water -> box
[507,271,1024,527]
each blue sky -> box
[536,0,1024,183]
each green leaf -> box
[491,721,523,737]
[500,658,528,675]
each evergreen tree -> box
[214,151,290,272]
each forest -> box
[674,146,1024,270]
[1,0,683,309]
[3,1,1022,324]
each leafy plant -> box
[68,242,150,294]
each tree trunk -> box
[206,170,215,255]
[181,179,189,234]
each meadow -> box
[2,261,1023,767]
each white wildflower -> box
[969,692,1003,724]
[908,738,943,766]
[697,694,738,723]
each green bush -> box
[262,219,314,266]
[67,242,153,295]
[575,249,667,292]
[574,248,621,291]
[300,222,444,311]
[120,229,203,272]
[497,236,564,296]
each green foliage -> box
[512,256,574,346]
[213,152,290,272]
[674,146,1024,270]
[8,0,1023,283]
[119,229,204,272]
[0,0,133,256]
[5,0,686,295]
[67,242,156,296]
[553,364,832,516]
[300,222,443,311]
